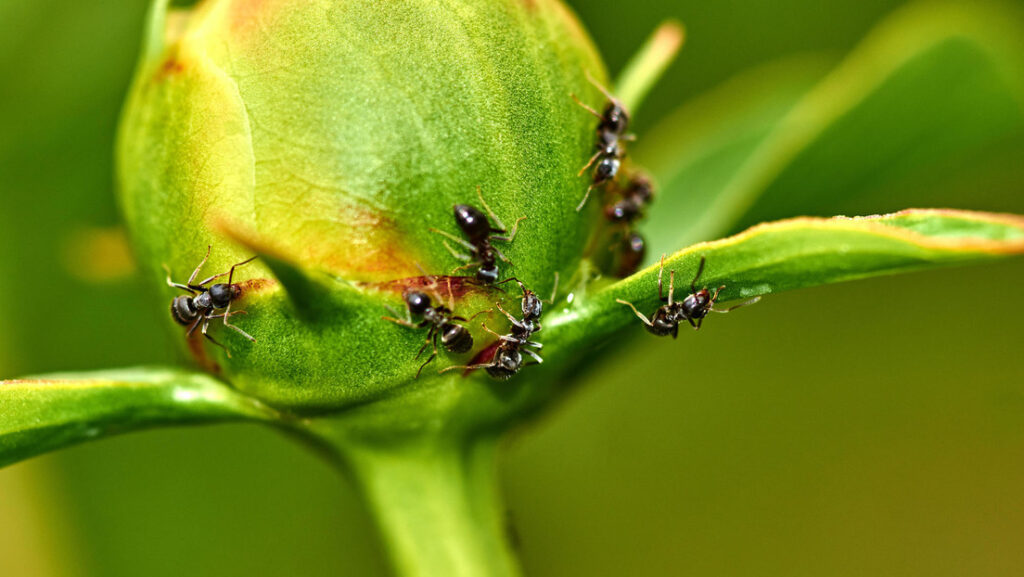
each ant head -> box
[628,175,653,202]
[209,283,235,308]
[405,291,432,314]
[453,204,492,241]
[600,101,629,134]
[594,157,620,183]
[476,263,499,284]
[605,199,637,223]
[682,289,713,320]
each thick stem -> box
[296,418,521,577]
[350,437,519,577]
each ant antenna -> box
[570,92,602,119]
[576,184,596,212]
[546,272,560,305]
[584,70,618,103]
[187,245,212,285]
[691,256,706,294]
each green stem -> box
[296,417,521,577]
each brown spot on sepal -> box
[361,275,500,302]
[186,331,221,376]
[236,277,277,298]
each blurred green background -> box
[2,0,1024,575]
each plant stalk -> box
[297,417,522,577]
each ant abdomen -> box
[485,348,522,380]
[442,324,474,354]
[171,295,198,326]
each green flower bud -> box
[118,0,608,414]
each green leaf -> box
[637,1,1024,252]
[614,20,685,114]
[0,367,280,468]
[546,209,1024,349]
[635,57,830,253]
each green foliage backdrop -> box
[2,0,1024,576]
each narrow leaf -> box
[638,2,1024,252]
[615,20,685,114]
[549,209,1024,347]
[0,367,280,468]
[635,57,829,253]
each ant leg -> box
[494,302,526,330]
[546,272,560,305]
[432,233,475,262]
[687,316,699,330]
[445,277,455,311]
[713,296,762,313]
[186,246,212,285]
[416,329,438,360]
[201,319,233,358]
[657,255,666,302]
[494,277,524,289]
[523,340,543,350]
[383,303,417,327]
[186,316,204,337]
[415,351,438,379]
[430,228,477,253]
[616,299,654,327]
[164,264,197,294]
[220,312,256,343]
[577,149,603,177]
[476,186,507,232]
[480,322,505,340]
[523,348,544,364]
[570,93,603,119]
[214,255,259,334]
[575,184,596,212]
[492,245,513,265]
[667,270,676,307]
[198,254,258,287]
[691,256,706,294]
[465,308,493,322]
[438,363,491,375]
[491,216,526,244]
[382,316,419,328]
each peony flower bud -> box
[118,0,609,413]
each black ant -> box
[165,246,257,357]
[616,256,760,338]
[441,275,557,380]
[605,174,654,224]
[430,187,525,283]
[573,72,634,212]
[383,277,481,379]
[616,231,646,278]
